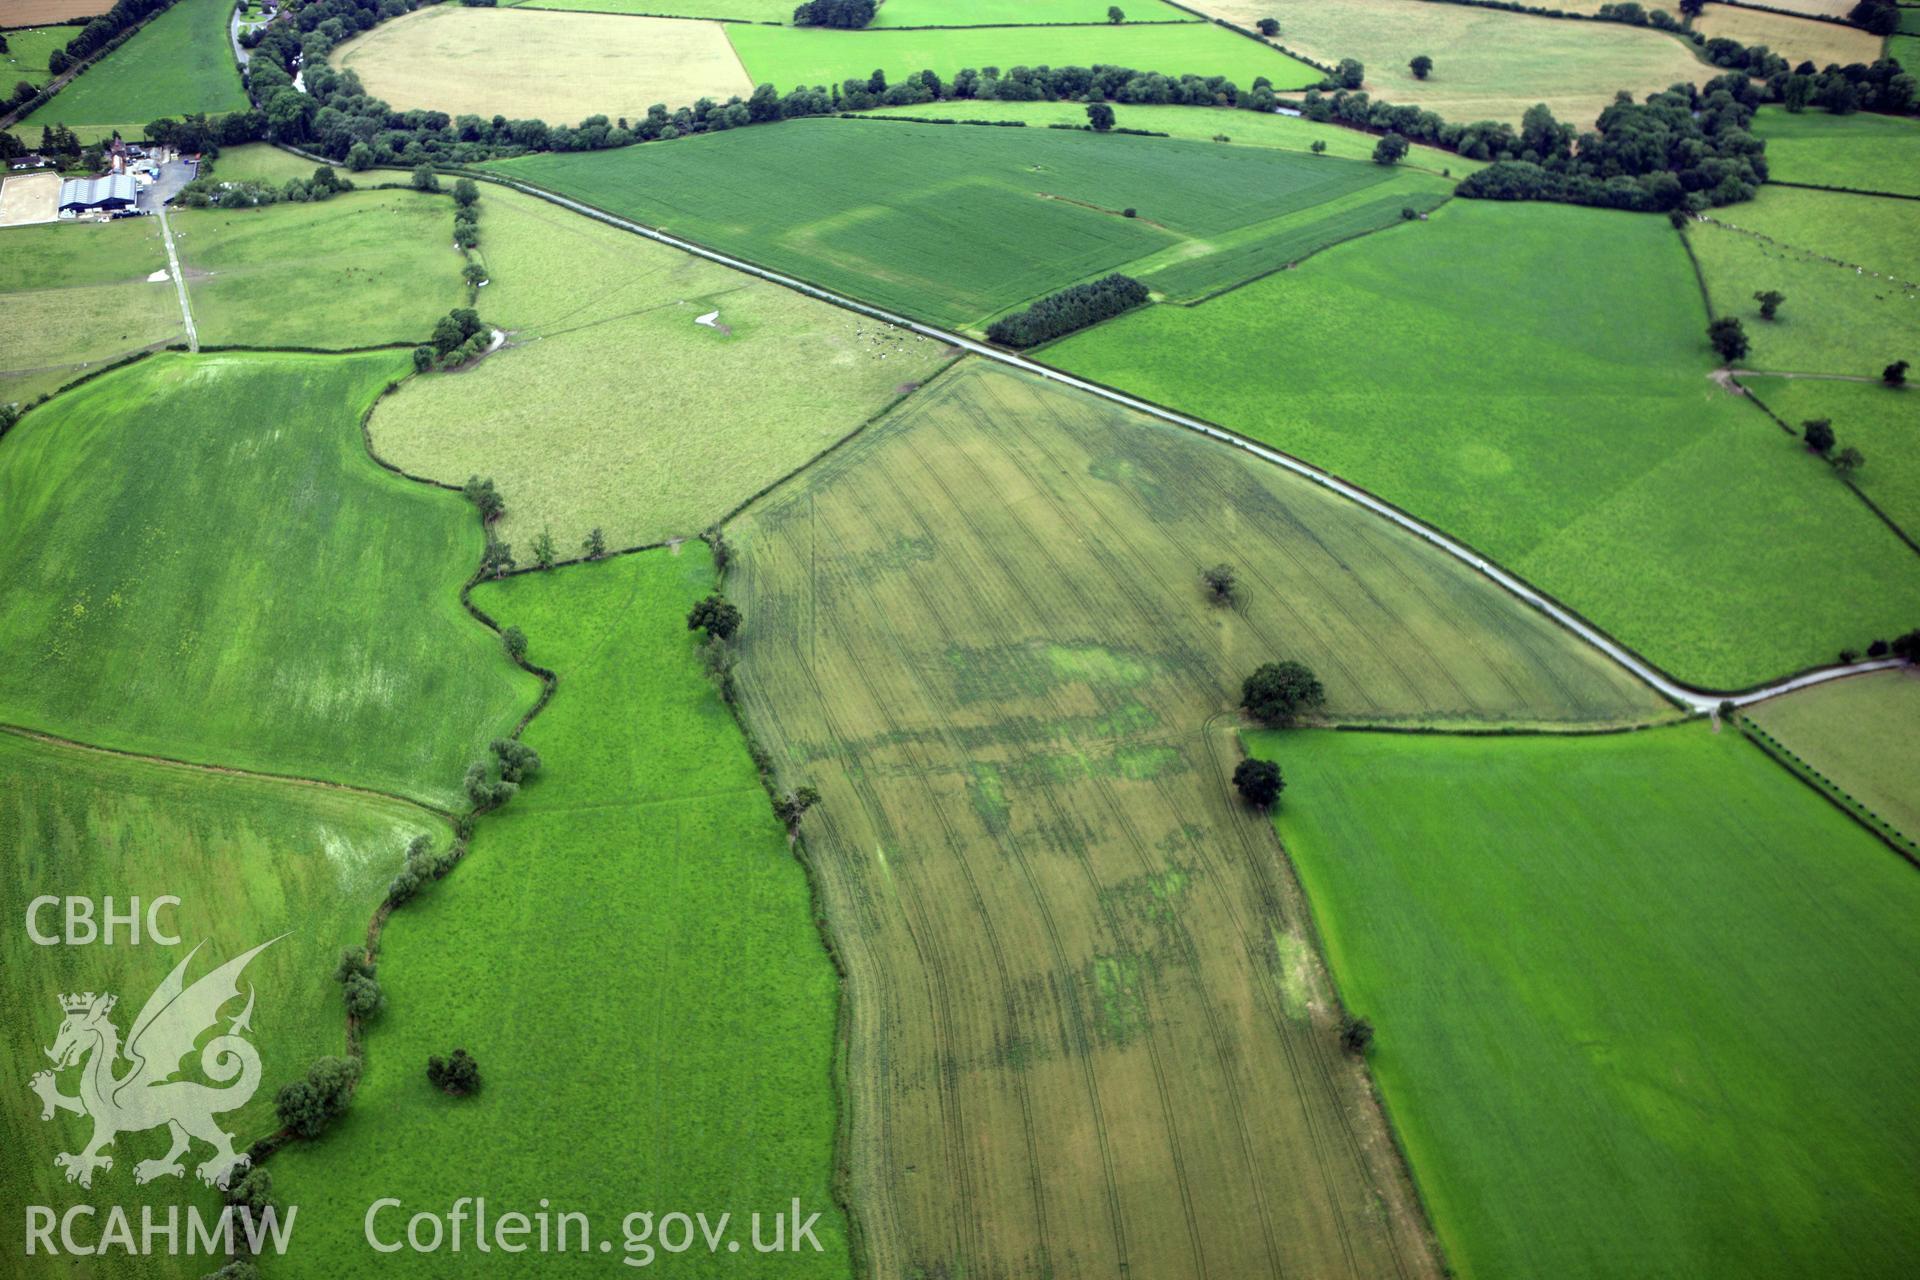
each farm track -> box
[466,169,1898,710]
[157,206,197,351]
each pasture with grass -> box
[7,6,1920,1279]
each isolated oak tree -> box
[1242,661,1326,726]
[427,1049,481,1096]
[1340,1014,1374,1056]
[1203,563,1237,604]
[1108,5,1125,22]
[1232,757,1284,807]
[1886,359,1910,386]
[274,1056,359,1139]
[1802,418,1836,455]
[1409,55,1433,80]
[1372,132,1409,165]
[1257,17,1279,36]
[1087,102,1115,132]
[687,594,741,640]
[1707,317,1749,364]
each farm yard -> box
[4,2,1920,1279]
[1252,725,1920,1279]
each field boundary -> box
[1766,179,1920,202]
[1738,378,1920,555]
[0,721,458,818]
[442,161,1910,708]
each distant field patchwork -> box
[728,359,1664,1280]
[1253,725,1920,1280]
[22,0,246,132]
[1186,0,1706,125]
[1752,107,1920,197]
[1747,669,1920,850]
[1693,4,1884,66]
[871,0,1200,24]
[0,26,69,87]
[494,118,1446,327]
[1740,375,1920,543]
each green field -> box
[727,19,1320,93]
[370,182,951,552]
[1190,0,1707,126]
[0,730,444,1280]
[494,117,1434,327]
[205,141,349,186]
[0,352,537,807]
[22,0,246,133]
[872,0,1198,24]
[269,546,850,1278]
[1250,724,1920,1279]
[1741,375,1920,540]
[1689,204,1919,378]
[1748,669,1920,848]
[504,0,794,17]
[1752,106,1920,197]
[0,26,69,86]
[0,216,180,406]
[1047,199,1920,690]
[176,189,466,348]
[723,359,1661,1280]
[867,98,1487,173]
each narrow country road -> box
[453,168,1900,713]
[157,206,197,352]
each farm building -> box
[57,174,137,213]
[8,153,52,170]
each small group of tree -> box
[1802,418,1867,475]
[452,179,482,250]
[201,1260,260,1280]
[427,1048,481,1096]
[1887,359,1910,387]
[773,786,821,832]
[986,274,1149,348]
[1849,0,1907,37]
[1202,563,1237,605]
[792,0,875,27]
[1339,1013,1374,1056]
[530,528,557,570]
[463,474,505,523]
[0,403,19,443]
[334,949,383,1021]
[1232,757,1284,807]
[387,832,458,907]
[274,1055,359,1139]
[1241,661,1327,726]
[174,163,352,210]
[1708,316,1749,364]
[1257,17,1280,37]
[1087,102,1116,132]
[227,1167,274,1218]
[416,308,490,373]
[1753,289,1785,320]
[501,624,529,662]
[480,538,516,579]
[687,594,742,641]
[582,527,608,560]
[465,738,541,812]
[1409,55,1433,81]
[1107,5,1125,22]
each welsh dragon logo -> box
[30,938,280,1191]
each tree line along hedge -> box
[987,275,1150,348]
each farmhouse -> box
[9,153,52,170]
[57,173,137,214]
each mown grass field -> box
[1747,669,1920,847]
[205,141,347,186]
[371,182,951,552]
[1188,0,1706,125]
[495,117,1428,327]
[725,360,1664,1280]
[1693,3,1884,65]
[1251,724,1920,1279]
[727,18,1319,92]
[1752,107,1920,197]
[1742,375,1920,540]
[867,98,1487,173]
[0,26,69,86]
[1047,200,1920,690]
[175,189,466,348]
[0,352,537,807]
[0,216,179,404]
[270,546,849,1278]
[872,0,1198,24]
[334,7,753,120]
[22,0,246,133]
[1689,195,1918,378]
[0,730,443,1280]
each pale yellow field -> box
[332,6,753,122]
[2,0,112,20]
[1190,0,1709,125]
[1695,5,1884,66]
[0,173,59,227]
